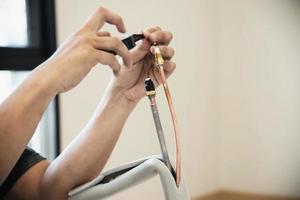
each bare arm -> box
[1,7,175,200]
[40,25,175,199]
[6,160,50,200]
[0,6,130,186]
[40,85,136,199]
[0,68,57,185]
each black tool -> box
[107,34,144,55]
[122,34,144,50]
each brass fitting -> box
[154,47,164,66]
[145,78,156,96]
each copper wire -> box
[154,47,182,186]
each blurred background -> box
[1,0,300,199]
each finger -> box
[92,36,132,67]
[143,26,162,40]
[151,61,176,87]
[163,60,176,76]
[83,7,126,33]
[97,31,111,37]
[149,30,173,45]
[130,26,162,63]
[95,50,121,72]
[150,45,175,60]
[130,39,151,63]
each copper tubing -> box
[154,47,182,186]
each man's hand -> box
[37,26,176,200]
[109,26,176,103]
[36,7,132,94]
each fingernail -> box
[150,46,155,54]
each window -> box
[0,0,57,70]
[0,0,28,47]
[0,0,59,160]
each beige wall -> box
[217,0,300,197]
[55,0,300,199]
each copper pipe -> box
[154,47,182,186]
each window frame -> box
[0,0,60,156]
[0,0,57,69]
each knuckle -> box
[97,6,108,15]
[162,31,172,41]
[115,15,122,22]
[154,26,162,31]
[112,37,122,47]
[170,47,175,56]
[69,34,95,55]
[160,46,166,54]
[165,61,176,70]
[79,35,93,45]
[103,31,111,36]
[74,37,94,51]
[171,62,176,70]
[173,62,177,69]
[161,46,174,57]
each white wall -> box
[55,0,300,198]
[218,0,300,197]
[55,0,220,199]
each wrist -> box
[92,82,139,121]
[107,77,142,106]
[104,84,138,110]
[30,62,60,98]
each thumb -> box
[130,38,151,63]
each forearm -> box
[41,83,137,198]
[0,64,57,185]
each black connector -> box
[145,78,155,92]
[122,34,144,50]
[107,34,144,55]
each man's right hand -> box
[35,7,132,94]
